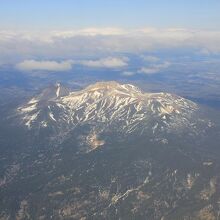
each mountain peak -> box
[87,81,120,88]
[83,81,142,96]
[28,83,70,104]
[55,82,61,97]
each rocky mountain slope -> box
[0,81,220,219]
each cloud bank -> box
[1,27,220,66]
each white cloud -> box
[138,62,171,74]
[138,67,160,74]
[15,57,128,72]
[141,55,160,63]
[16,60,72,71]
[121,71,135,76]
[79,57,128,68]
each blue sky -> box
[1,0,220,29]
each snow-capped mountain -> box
[17,81,213,144]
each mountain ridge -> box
[16,81,213,149]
